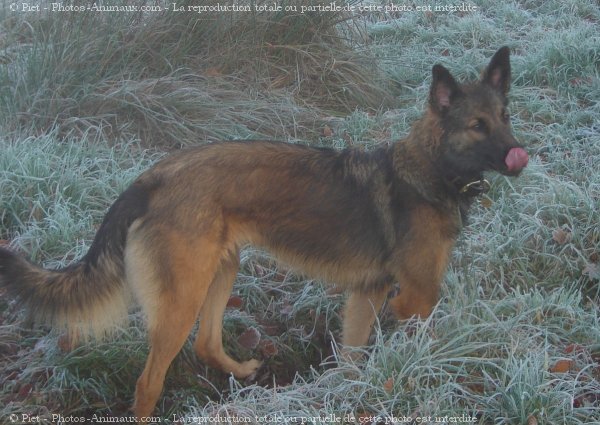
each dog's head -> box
[429,47,528,179]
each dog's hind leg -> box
[128,228,222,418]
[193,251,263,378]
[341,288,388,360]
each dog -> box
[0,47,528,418]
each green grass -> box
[1,0,599,424]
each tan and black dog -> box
[0,47,528,418]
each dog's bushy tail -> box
[0,247,130,338]
[0,180,155,339]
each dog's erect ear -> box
[482,46,511,95]
[430,64,462,114]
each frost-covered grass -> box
[1,0,599,423]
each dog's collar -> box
[458,178,491,197]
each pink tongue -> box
[505,147,529,172]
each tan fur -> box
[127,141,460,418]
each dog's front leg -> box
[340,289,387,361]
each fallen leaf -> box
[326,286,344,295]
[550,359,573,373]
[17,383,33,400]
[238,327,261,350]
[527,415,538,425]
[269,271,287,283]
[205,67,222,77]
[254,264,268,277]
[322,125,334,137]
[565,344,585,354]
[355,413,374,425]
[534,309,544,324]
[574,392,600,408]
[226,295,244,309]
[383,376,394,393]
[261,324,281,336]
[569,77,592,86]
[552,228,572,245]
[342,131,352,145]
[259,340,278,357]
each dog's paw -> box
[235,358,263,379]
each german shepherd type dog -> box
[0,47,528,417]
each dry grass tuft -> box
[0,1,396,146]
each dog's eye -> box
[470,119,487,132]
